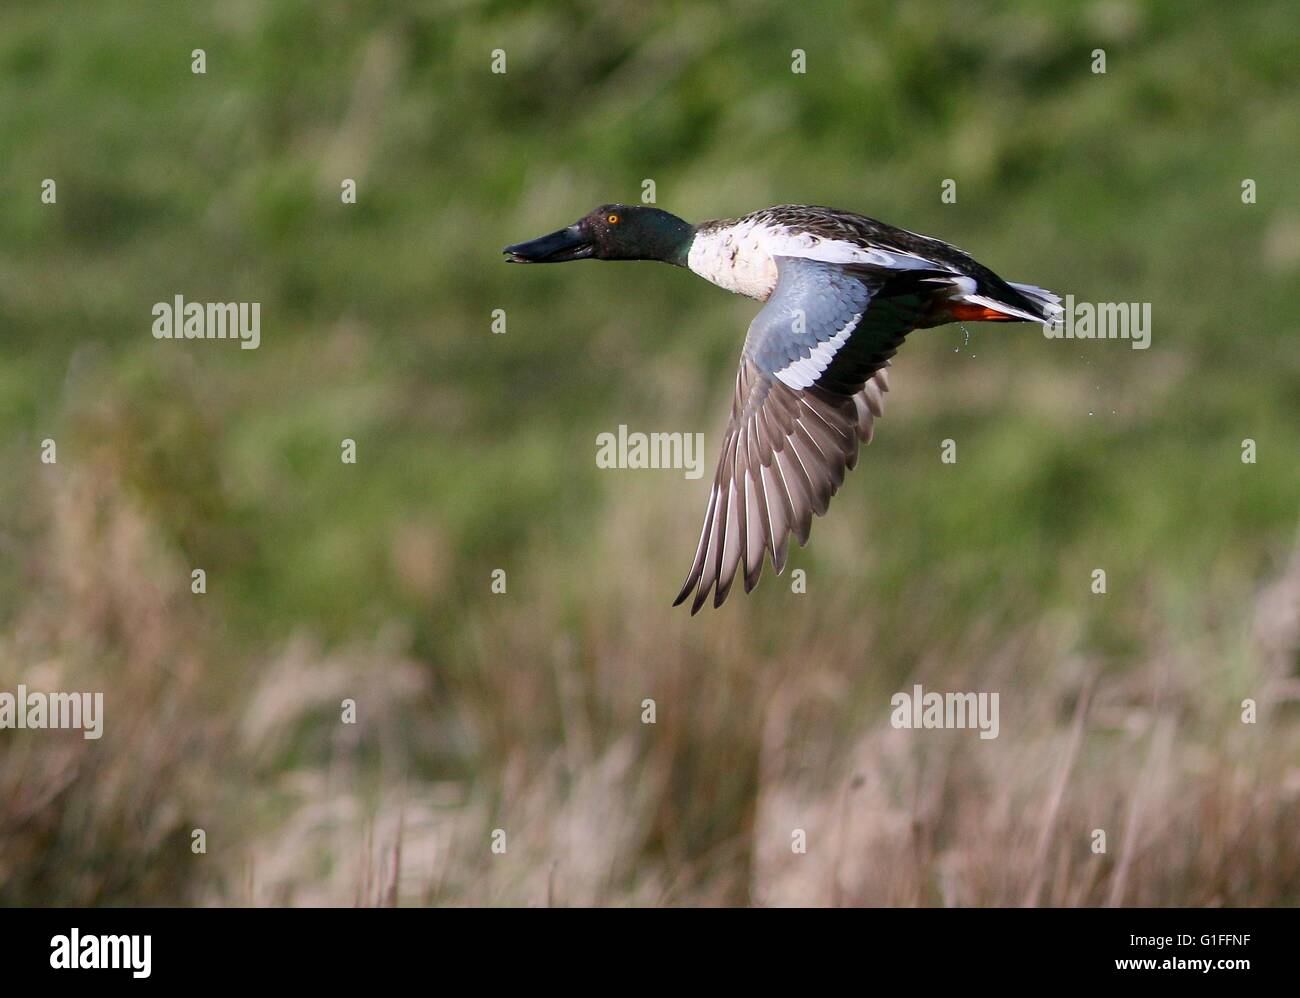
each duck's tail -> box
[953,281,1062,324]
[1007,281,1064,325]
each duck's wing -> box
[674,256,944,613]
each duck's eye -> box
[607,213,620,225]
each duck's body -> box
[687,205,1053,317]
[506,203,1062,613]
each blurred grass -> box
[0,0,1297,905]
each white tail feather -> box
[1008,281,1064,323]
[960,293,1047,324]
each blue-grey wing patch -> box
[744,257,879,390]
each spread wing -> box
[674,256,943,613]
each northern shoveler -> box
[505,204,1062,613]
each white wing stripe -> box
[772,311,861,390]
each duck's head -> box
[504,205,693,266]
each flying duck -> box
[505,204,1062,613]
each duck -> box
[505,203,1062,613]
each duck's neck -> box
[667,230,696,267]
[651,217,697,268]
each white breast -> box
[687,219,783,300]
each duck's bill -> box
[503,224,593,263]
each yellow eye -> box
[607,213,620,224]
